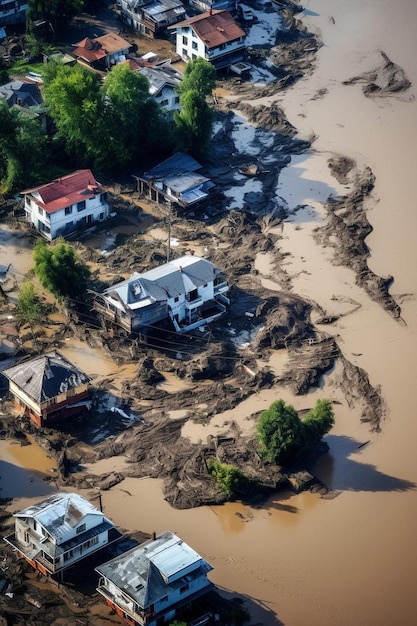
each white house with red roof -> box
[72,33,131,69]
[22,169,109,240]
[168,9,246,69]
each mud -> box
[343,50,412,98]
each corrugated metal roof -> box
[143,152,202,179]
[14,493,106,541]
[96,531,212,608]
[3,350,91,403]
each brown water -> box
[3,1,417,624]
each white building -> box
[119,0,186,38]
[21,169,109,240]
[168,9,246,69]
[139,63,182,116]
[96,531,213,626]
[3,493,122,578]
[93,254,230,334]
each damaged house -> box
[93,254,230,335]
[118,0,186,39]
[95,531,214,626]
[3,493,122,579]
[2,350,92,427]
[133,152,215,210]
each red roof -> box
[22,170,106,215]
[170,10,246,49]
[73,33,131,63]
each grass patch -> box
[8,59,44,78]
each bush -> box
[207,459,245,498]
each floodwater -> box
[2,1,417,625]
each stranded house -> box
[2,350,92,427]
[95,531,214,626]
[3,493,122,579]
[93,254,230,335]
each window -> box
[180,583,189,594]
[76,523,86,534]
[182,49,188,59]
[99,212,104,220]
[65,206,72,215]
[63,549,74,562]
[192,53,197,59]
[77,200,86,212]
[100,192,107,203]
[38,207,44,216]
[192,41,198,50]
[182,35,188,46]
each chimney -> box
[152,531,156,540]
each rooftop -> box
[169,10,246,48]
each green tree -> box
[174,90,213,160]
[27,0,84,37]
[33,239,90,300]
[42,63,102,164]
[100,64,169,168]
[257,399,335,466]
[177,57,216,98]
[302,399,335,443]
[15,281,45,349]
[0,101,46,193]
[207,459,245,498]
[257,400,303,465]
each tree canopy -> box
[257,399,335,466]
[0,100,47,194]
[27,0,84,37]
[33,239,90,300]
[177,57,217,98]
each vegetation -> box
[0,100,47,194]
[207,459,246,498]
[26,0,84,39]
[174,57,215,160]
[257,399,335,466]
[15,280,45,327]
[33,239,90,300]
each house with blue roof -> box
[93,254,230,334]
[4,493,122,579]
[96,531,213,626]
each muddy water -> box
[2,3,417,626]
[0,437,57,500]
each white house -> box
[96,531,214,626]
[3,493,122,579]
[21,169,109,240]
[139,63,182,116]
[93,254,230,334]
[72,33,132,69]
[168,9,246,69]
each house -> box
[119,0,186,39]
[0,0,27,26]
[3,493,122,579]
[93,254,230,335]
[133,152,214,209]
[96,531,213,626]
[21,169,109,240]
[72,33,131,69]
[0,79,43,108]
[2,350,92,427]
[168,9,246,69]
[138,62,182,116]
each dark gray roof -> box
[143,152,202,180]
[105,255,223,306]
[3,350,91,402]
[96,531,213,609]
[0,80,43,108]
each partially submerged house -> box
[96,531,213,626]
[72,33,131,69]
[2,350,92,427]
[133,152,214,209]
[93,254,230,334]
[3,493,122,579]
[169,9,246,69]
[118,0,186,38]
[21,169,109,240]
